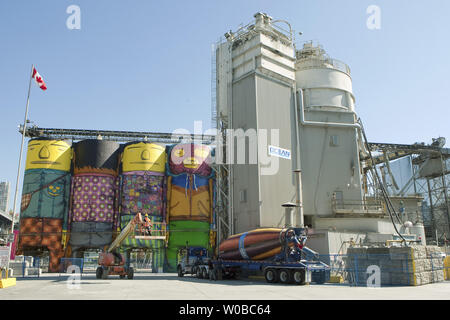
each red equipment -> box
[96,213,166,279]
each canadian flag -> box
[32,67,47,91]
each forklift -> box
[96,213,166,279]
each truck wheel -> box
[196,267,203,279]
[101,267,108,279]
[264,268,278,283]
[202,268,208,279]
[127,267,134,279]
[119,274,126,279]
[278,269,292,284]
[293,269,306,285]
[96,267,103,279]
[177,266,184,277]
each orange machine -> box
[96,213,166,279]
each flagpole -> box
[6,64,34,276]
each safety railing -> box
[331,198,385,216]
[134,222,167,240]
[296,56,351,75]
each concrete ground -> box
[1,271,449,300]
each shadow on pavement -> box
[15,272,341,287]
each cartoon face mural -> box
[25,139,72,172]
[169,143,212,176]
[20,169,71,222]
[168,174,212,222]
[47,184,62,197]
[122,142,166,173]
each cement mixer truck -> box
[177,227,330,285]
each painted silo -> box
[68,139,120,256]
[165,143,215,272]
[119,142,167,272]
[17,138,72,272]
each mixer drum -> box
[219,228,290,261]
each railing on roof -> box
[296,56,351,76]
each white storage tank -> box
[295,42,355,112]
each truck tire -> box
[96,267,103,279]
[101,267,108,279]
[264,268,278,283]
[278,269,292,284]
[293,269,306,285]
[177,266,184,277]
[196,267,203,279]
[202,268,208,279]
[119,274,126,279]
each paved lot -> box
[1,272,449,300]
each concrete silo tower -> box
[295,42,365,220]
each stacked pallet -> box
[345,245,445,286]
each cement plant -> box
[0,11,449,301]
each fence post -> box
[405,252,409,286]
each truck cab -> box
[177,247,211,278]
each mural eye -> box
[175,149,185,157]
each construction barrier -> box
[8,256,42,278]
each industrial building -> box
[212,12,450,255]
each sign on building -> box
[268,145,291,160]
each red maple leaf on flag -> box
[32,67,47,91]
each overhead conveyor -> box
[19,124,215,145]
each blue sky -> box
[1,0,449,212]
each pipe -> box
[294,170,304,227]
[292,83,303,227]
